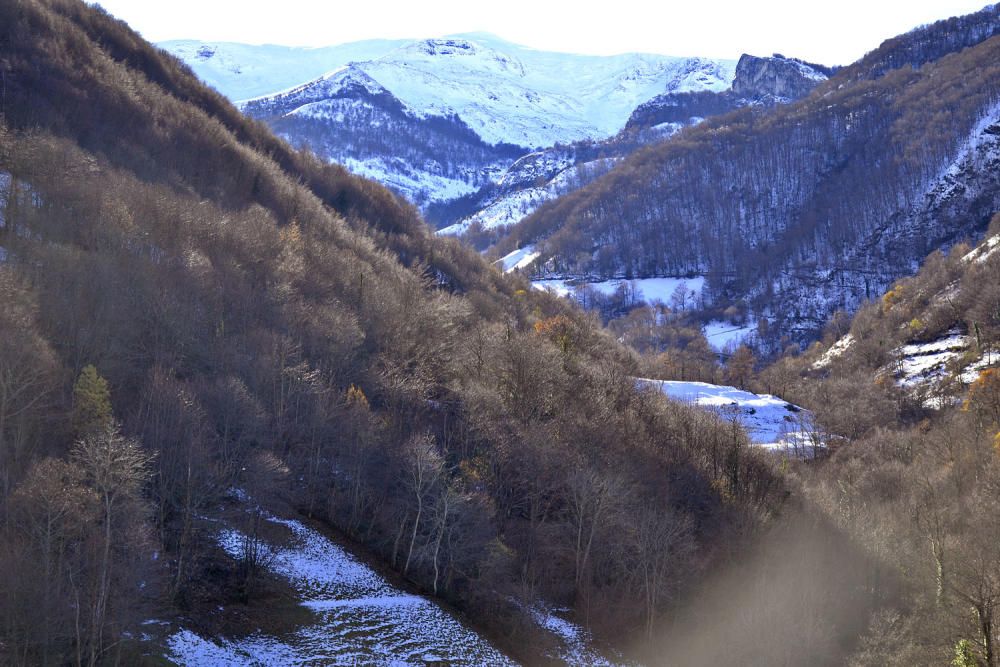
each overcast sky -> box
[93,0,990,65]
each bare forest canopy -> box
[498,3,1000,345]
[758,215,1000,666]
[0,1,793,664]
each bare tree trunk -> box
[977,605,995,667]
[931,537,945,605]
[89,495,113,667]
[391,517,405,568]
[431,492,450,596]
[404,499,422,576]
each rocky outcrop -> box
[626,54,830,131]
[731,53,830,101]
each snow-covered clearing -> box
[894,332,969,388]
[703,320,756,352]
[439,187,551,235]
[641,379,821,456]
[166,505,515,666]
[532,276,706,305]
[439,157,622,236]
[339,156,480,205]
[496,245,540,272]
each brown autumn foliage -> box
[0,1,787,664]
[760,224,1000,666]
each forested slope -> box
[0,1,786,664]
[759,216,1000,665]
[501,4,1000,344]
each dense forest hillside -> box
[498,3,1000,346]
[758,217,1000,665]
[0,1,790,664]
[437,52,829,240]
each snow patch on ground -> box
[340,156,480,205]
[964,234,1000,264]
[496,245,540,272]
[889,331,969,388]
[961,354,1000,384]
[166,629,254,667]
[642,379,820,455]
[530,606,617,667]
[812,334,855,370]
[703,320,756,352]
[879,330,998,407]
[440,157,622,236]
[532,276,705,306]
[168,508,515,665]
[440,187,551,235]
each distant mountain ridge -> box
[492,3,1000,348]
[166,34,738,147]
[159,38,412,101]
[162,35,738,209]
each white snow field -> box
[496,245,541,272]
[703,320,756,352]
[532,276,706,305]
[166,509,515,666]
[164,34,737,150]
[641,379,821,455]
[159,39,411,102]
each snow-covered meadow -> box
[532,276,706,306]
[641,379,821,455]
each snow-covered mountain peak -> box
[317,67,386,96]
[160,39,410,101]
[164,36,737,148]
[381,36,528,78]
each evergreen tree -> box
[72,365,112,436]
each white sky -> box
[93,0,991,65]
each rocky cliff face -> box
[731,54,831,101]
[626,54,829,132]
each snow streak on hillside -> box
[163,497,624,665]
[166,507,515,665]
